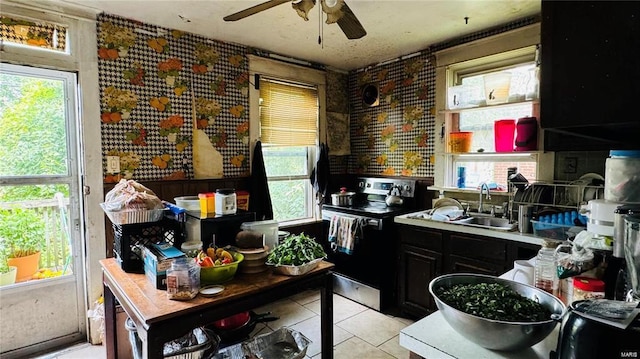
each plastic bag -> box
[87,296,105,343]
[555,243,594,279]
[573,230,613,251]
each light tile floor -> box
[38,290,414,359]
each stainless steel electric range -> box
[321,177,417,311]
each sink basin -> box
[451,215,516,231]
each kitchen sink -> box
[450,215,516,231]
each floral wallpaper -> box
[344,54,436,177]
[97,14,249,183]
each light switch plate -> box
[106,156,120,173]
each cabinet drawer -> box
[398,226,443,252]
[449,233,506,263]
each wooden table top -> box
[100,258,334,326]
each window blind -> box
[259,78,318,146]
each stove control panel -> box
[357,177,416,198]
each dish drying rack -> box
[509,181,605,211]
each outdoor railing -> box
[0,198,72,271]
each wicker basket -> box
[100,203,166,225]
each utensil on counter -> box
[331,187,355,206]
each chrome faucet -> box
[479,182,491,213]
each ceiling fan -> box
[223,0,367,40]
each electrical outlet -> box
[563,157,577,174]
[106,156,120,173]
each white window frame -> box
[248,55,327,225]
[433,23,554,190]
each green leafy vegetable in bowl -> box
[266,233,326,266]
[435,282,551,322]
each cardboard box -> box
[143,242,186,289]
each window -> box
[260,79,318,223]
[248,55,326,225]
[0,63,79,283]
[433,24,554,191]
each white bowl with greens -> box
[266,233,326,276]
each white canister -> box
[215,188,237,215]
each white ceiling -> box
[46,0,539,71]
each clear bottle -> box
[534,240,560,296]
[166,257,200,301]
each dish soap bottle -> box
[534,239,560,296]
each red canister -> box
[514,116,538,151]
[494,119,516,152]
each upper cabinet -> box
[540,1,640,150]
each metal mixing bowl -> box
[429,273,566,351]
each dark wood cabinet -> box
[540,0,640,149]
[447,254,504,276]
[397,224,541,318]
[398,244,442,318]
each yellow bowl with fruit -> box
[198,248,244,285]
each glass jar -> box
[534,240,560,296]
[166,257,200,301]
[571,276,605,302]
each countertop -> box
[394,211,545,246]
[399,260,560,359]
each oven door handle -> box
[322,212,382,230]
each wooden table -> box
[100,258,334,358]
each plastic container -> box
[534,240,560,296]
[166,257,200,301]
[605,150,640,203]
[483,72,511,105]
[448,132,473,153]
[531,220,578,240]
[174,196,200,211]
[571,277,605,303]
[200,251,243,285]
[215,189,237,215]
[514,116,538,151]
[241,220,278,252]
[494,119,515,152]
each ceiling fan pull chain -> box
[318,4,323,46]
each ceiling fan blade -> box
[224,0,291,21]
[336,2,366,39]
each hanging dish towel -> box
[248,141,274,220]
[328,215,365,255]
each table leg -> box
[103,283,117,359]
[320,272,334,359]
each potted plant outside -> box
[0,208,44,283]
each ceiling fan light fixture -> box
[292,0,316,21]
[321,0,344,24]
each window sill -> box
[278,217,321,228]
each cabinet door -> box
[447,254,504,276]
[398,243,442,317]
[540,1,640,147]
[449,233,506,264]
